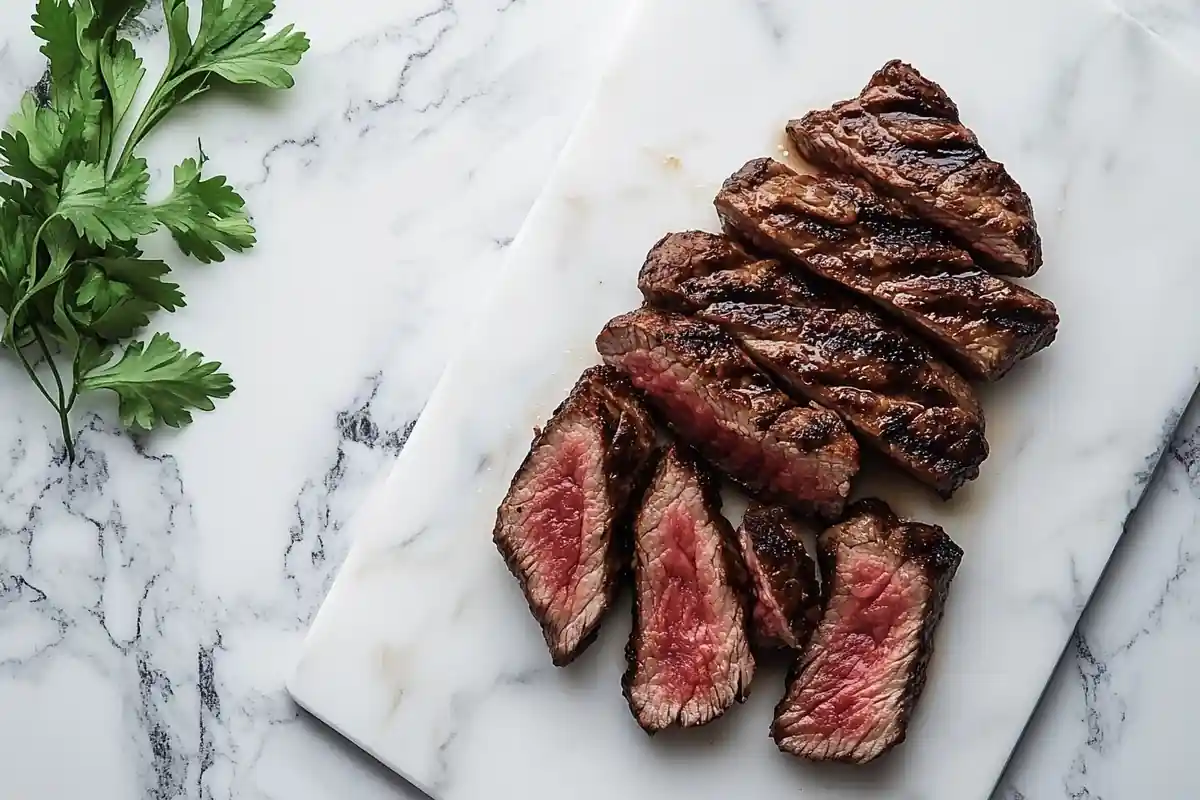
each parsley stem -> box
[11,341,56,409]
[7,214,60,346]
[113,49,174,174]
[32,324,74,462]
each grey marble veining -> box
[4,0,1200,797]
[996,395,1200,799]
[0,1,630,798]
[289,0,1200,797]
[988,7,1200,797]
[1112,0,1200,67]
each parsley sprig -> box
[0,0,308,460]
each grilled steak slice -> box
[788,59,1042,276]
[707,302,987,496]
[716,158,1058,381]
[638,230,756,311]
[737,503,821,650]
[624,445,754,732]
[639,230,813,312]
[640,229,988,495]
[773,499,962,763]
[596,308,859,519]
[494,366,657,666]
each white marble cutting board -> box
[288,0,1200,797]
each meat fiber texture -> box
[623,445,755,732]
[773,499,962,763]
[716,157,1057,381]
[596,307,860,519]
[639,230,989,496]
[736,503,822,651]
[493,365,657,666]
[788,59,1042,277]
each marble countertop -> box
[1,0,1197,798]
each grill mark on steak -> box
[641,231,987,496]
[716,157,1058,381]
[736,503,822,650]
[493,365,657,666]
[596,308,860,519]
[773,499,962,763]
[710,303,988,496]
[638,231,757,311]
[623,445,755,732]
[787,59,1042,276]
[640,230,826,311]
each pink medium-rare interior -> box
[641,502,721,699]
[508,424,610,644]
[742,536,793,646]
[782,547,930,746]
[614,348,828,502]
[628,453,752,730]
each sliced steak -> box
[640,230,988,496]
[639,230,816,312]
[773,499,962,763]
[736,503,822,650]
[624,445,754,732]
[638,230,756,311]
[494,366,657,666]
[707,301,988,496]
[788,59,1042,276]
[716,157,1058,381]
[596,308,859,519]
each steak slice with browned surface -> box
[706,301,988,496]
[736,503,822,650]
[773,499,962,763]
[716,158,1058,381]
[788,59,1042,276]
[638,230,756,311]
[596,308,859,519]
[639,230,818,312]
[624,445,754,732]
[641,230,988,495]
[494,366,657,666]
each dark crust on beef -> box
[787,59,1042,276]
[596,308,860,519]
[640,230,988,496]
[622,445,755,732]
[493,365,657,666]
[772,499,962,763]
[638,231,756,311]
[715,157,1058,381]
[737,503,822,650]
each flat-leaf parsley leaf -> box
[0,0,307,460]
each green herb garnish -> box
[0,0,309,460]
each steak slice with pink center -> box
[596,308,859,519]
[736,503,822,651]
[773,499,962,763]
[624,445,754,732]
[494,365,656,666]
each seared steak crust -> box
[716,157,1058,381]
[624,445,755,732]
[773,499,962,763]
[640,230,987,496]
[638,231,756,311]
[493,366,657,666]
[707,300,987,496]
[788,59,1042,276]
[737,503,822,650]
[596,308,860,519]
